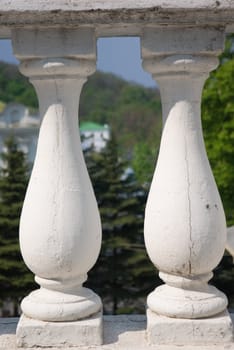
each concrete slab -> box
[147,309,233,345]
[0,315,234,349]
[16,312,103,348]
[0,0,234,37]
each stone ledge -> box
[1,314,234,349]
[0,0,234,37]
[147,309,233,345]
[16,312,103,348]
[1,0,234,12]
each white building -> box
[80,121,110,152]
[0,103,40,165]
[0,104,110,166]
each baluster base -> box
[16,311,103,348]
[147,308,233,345]
[147,283,228,319]
[148,272,228,319]
[20,287,102,322]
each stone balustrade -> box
[0,1,234,348]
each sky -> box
[0,37,156,88]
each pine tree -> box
[85,136,156,314]
[0,137,34,314]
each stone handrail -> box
[0,0,234,37]
[0,1,234,348]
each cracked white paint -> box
[142,27,228,320]
[2,314,234,349]
[2,0,234,11]
[12,28,102,324]
[184,115,192,275]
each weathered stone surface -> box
[16,312,103,348]
[147,309,234,345]
[12,28,102,325]
[142,26,228,320]
[0,0,234,37]
[1,315,234,349]
[1,0,234,11]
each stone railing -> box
[0,1,234,348]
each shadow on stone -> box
[0,318,17,335]
[103,315,146,345]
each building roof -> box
[80,122,108,132]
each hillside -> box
[1,59,234,218]
[0,61,162,161]
[0,62,38,109]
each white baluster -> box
[12,28,103,347]
[141,27,233,345]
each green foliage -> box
[80,71,162,156]
[202,34,234,308]
[0,61,162,182]
[0,62,38,108]
[85,136,156,314]
[220,34,234,62]
[202,48,234,225]
[132,141,158,185]
[0,137,34,311]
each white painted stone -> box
[1,0,234,12]
[16,312,103,348]
[1,1,234,39]
[12,28,95,59]
[1,315,234,350]
[147,309,233,345]
[142,27,224,55]
[142,27,228,321]
[11,27,103,335]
